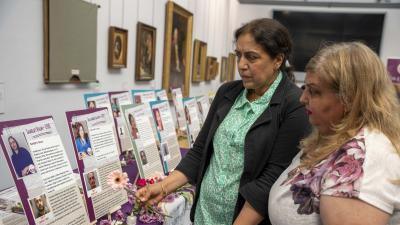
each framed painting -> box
[211,61,219,80]
[220,56,228,82]
[205,57,217,81]
[227,53,236,81]
[108,26,128,68]
[135,22,156,81]
[192,40,207,82]
[162,1,193,97]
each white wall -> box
[0,0,235,190]
[232,3,400,82]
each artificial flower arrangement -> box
[99,170,169,225]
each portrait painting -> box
[220,56,228,82]
[227,53,237,81]
[108,26,128,68]
[135,22,156,81]
[192,40,207,82]
[205,57,217,81]
[162,2,193,97]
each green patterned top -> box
[194,72,283,225]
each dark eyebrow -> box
[234,49,260,55]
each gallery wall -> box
[233,3,400,82]
[1,0,399,190]
[0,0,239,190]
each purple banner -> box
[387,58,400,84]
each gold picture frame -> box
[108,26,128,68]
[162,1,193,97]
[135,22,156,81]
[205,57,217,81]
[192,40,207,82]
[227,53,236,81]
[220,56,228,82]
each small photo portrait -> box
[84,170,101,197]
[72,121,93,160]
[197,101,203,116]
[128,114,140,139]
[160,142,170,160]
[139,151,148,165]
[111,97,121,118]
[87,100,97,109]
[184,105,192,125]
[152,108,164,131]
[134,95,142,104]
[29,194,51,219]
[4,134,37,179]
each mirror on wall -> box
[43,0,98,83]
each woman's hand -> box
[22,164,36,176]
[136,170,189,205]
[135,183,165,205]
[21,166,30,176]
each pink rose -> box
[136,178,147,188]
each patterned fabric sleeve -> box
[320,134,366,198]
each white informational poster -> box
[83,93,114,120]
[131,90,160,142]
[150,100,182,173]
[183,98,202,148]
[131,90,157,104]
[196,95,210,125]
[66,108,128,222]
[171,88,187,132]
[0,117,89,225]
[122,104,164,178]
[0,187,28,225]
[155,89,168,101]
[83,93,122,154]
[171,88,190,148]
[109,91,134,152]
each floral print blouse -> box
[268,128,400,225]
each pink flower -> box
[99,219,112,225]
[322,153,363,196]
[136,178,147,188]
[107,170,129,190]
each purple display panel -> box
[387,58,400,84]
[66,109,100,222]
[66,108,128,223]
[0,116,89,225]
[0,116,51,225]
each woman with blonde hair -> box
[269,42,400,225]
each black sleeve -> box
[175,82,232,185]
[239,90,311,218]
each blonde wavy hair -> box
[300,42,400,169]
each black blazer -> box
[176,74,311,225]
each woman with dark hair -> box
[128,114,140,139]
[8,136,36,178]
[75,122,92,158]
[136,18,310,225]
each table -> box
[100,149,193,225]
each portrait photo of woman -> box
[7,135,37,178]
[73,122,93,159]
